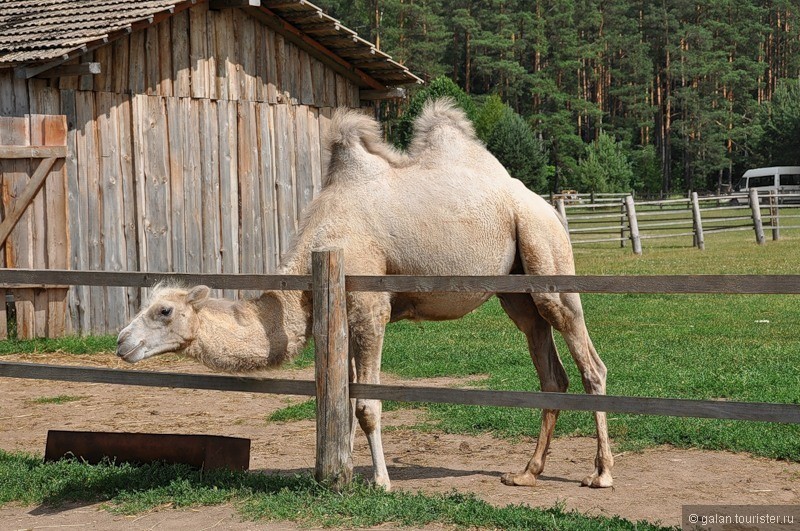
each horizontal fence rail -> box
[3,259,800,486]
[557,190,799,253]
[2,361,798,424]
[2,269,800,294]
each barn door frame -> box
[0,114,69,339]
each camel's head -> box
[116,284,211,363]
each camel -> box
[116,99,613,491]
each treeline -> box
[317,0,800,195]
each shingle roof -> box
[0,0,422,87]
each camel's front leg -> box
[349,296,392,490]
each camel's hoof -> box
[373,476,391,492]
[500,471,537,487]
[581,471,613,488]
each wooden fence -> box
[2,254,800,487]
[0,1,368,339]
[557,190,800,254]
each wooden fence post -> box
[769,190,780,241]
[619,201,626,248]
[556,198,569,236]
[691,192,705,250]
[312,248,352,489]
[749,189,765,245]
[624,195,642,255]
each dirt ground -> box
[2,352,799,530]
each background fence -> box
[2,255,800,487]
[555,190,800,253]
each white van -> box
[735,166,800,201]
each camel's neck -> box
[184,290,312,373]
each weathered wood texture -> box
[0,3,359,336]
[0,114,68,339]
[312,249,352,488]
[62,4,361,108]
[1,360,799,424]
[624,195,642,255]
[3,269,800,295]
[561,192,790,253]
[750,188,766,245]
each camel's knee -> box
[355,399,382,433]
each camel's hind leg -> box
[534,292,614,488]
[497,293,569,487]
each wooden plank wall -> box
[0,113,69,339]
[0,3,358,336]
[61,4,361,108]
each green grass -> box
[267,398,406,423]
[362,232,800,459]
[31,395,85,405]
[1,230,797,527]
[263,232,800,460]
[0,451,673,530]
[0,335,116,356]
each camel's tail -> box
[324,109,407,186]
[407,98,478,156]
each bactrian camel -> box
[116,99,613,491]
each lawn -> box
[273,231,800,460]
[376,231,800,458]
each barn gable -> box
[0,0,421,338]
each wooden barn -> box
[0,0,421,339]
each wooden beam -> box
[359,87,406,101]
[312,248,352,489]
[0,361,317,396]
[0,268,314,291]
[625,194,642,255]
[345,274,800,295]
[265,1,310,9]
[750,189,766,245]
[0,145,67,159]
[210,0,261,8]
[0,157,60,248]
[34,62,101,79]
[2,361,799,424]
[246,6,387,90]
[350,383,800,424]
[2,269,800,295]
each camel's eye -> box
[160,307,173,317]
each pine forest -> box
[318,0,800,196]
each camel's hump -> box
[323,109,408,186]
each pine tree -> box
[487,107,551,192]
[574,132,634,193]
[756,78,800,166]
[474,94,506,143]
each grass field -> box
[280,231,800,460]
[0,230,797,528]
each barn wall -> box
[0,3,364,337]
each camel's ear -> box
[186,285,211,308]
